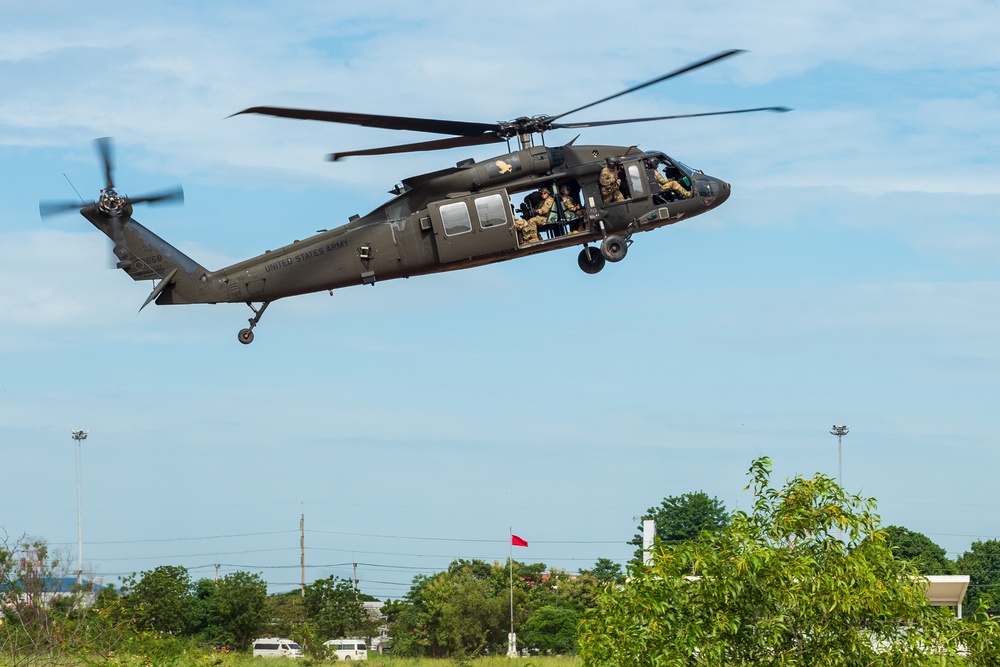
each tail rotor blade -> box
[96,137,115,190]
[40,200,88,217]
[126,186,184,207]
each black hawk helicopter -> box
[40,50,786,344]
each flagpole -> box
[509,528,514,657]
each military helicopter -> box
[40,50,786,344]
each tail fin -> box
[81,207,217,307]
[39,138,221,309]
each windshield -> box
[672,159,696,177]
[646,151,696,178]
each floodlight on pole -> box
[830,425,849,488]
[71,429,88,586]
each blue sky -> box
[2,0,999,598]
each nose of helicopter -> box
[711,176,731,207]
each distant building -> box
[362,601,389,653]
[5,577,101,608]
[921,575,970,618]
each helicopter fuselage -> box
[50,50,783,343]
[131,143,729,313]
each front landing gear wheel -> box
[600,234,628,262]
[238,328,254,345]
[578,246,606,274]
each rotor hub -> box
[98,188,128,216]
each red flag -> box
[511,534,528,547]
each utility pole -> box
[300,513,306,598]
[71,430,88,586]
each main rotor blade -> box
[548,49,746,124]
[233,106,499,138]
[96,137,114,190]
[327,134,507,161]
[551,106,792,130]
[126,186,184,206]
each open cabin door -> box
[429,191,517,264]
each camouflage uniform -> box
[561,190,586,233]
[654,170,692,199]
[560,193,582,217]
[530,192,556,224]
[514,217,539,243]
[600,166,625,203]
[515,191,555,243]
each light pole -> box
[830,425,849,488]
[71,429,88,586]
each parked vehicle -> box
[323,638,368,661]
[252,637,303,659]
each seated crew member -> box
[516,188,556,242]
[650,159,693,200]
[560,185,586,233]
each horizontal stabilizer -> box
[139,268,178,312]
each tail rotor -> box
[39,137,184,222]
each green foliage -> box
[580,457,1000,666]
[0,535,141,667]
[882,525,952,575]
[579,558,623,584]
[630,490,729,563]
[957,539,1000,616]
[209,571,269,650]
[521,605,579,655]
[119,564,194,635]
[264,589,307,640]
[304,575,368,641]
[388,559,522,658]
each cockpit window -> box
[673,160,696,177]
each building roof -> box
[921,575,970,608]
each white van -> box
[252,637,304,659]
[323,638,368,661]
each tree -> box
[579,558,623,584]
[956,539,1000,616]
[630,491,728,562]
[304,576,367,641]
[119,565,194,635]
[387,559,526,658]
[209,571,269,650]
[264,590,307,641]
[882,525,952,575]
[189,577,217,639]
[580,457,1000,665]
[1,535,105,662]
[521,605,578,655]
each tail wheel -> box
[578,246,606,274]
[600,235,628,262]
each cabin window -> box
[440,202,472,235]
[626,163,646,197]
[475,193,507,229]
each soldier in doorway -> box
[599,162,625,203]
[516,188,556,243]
